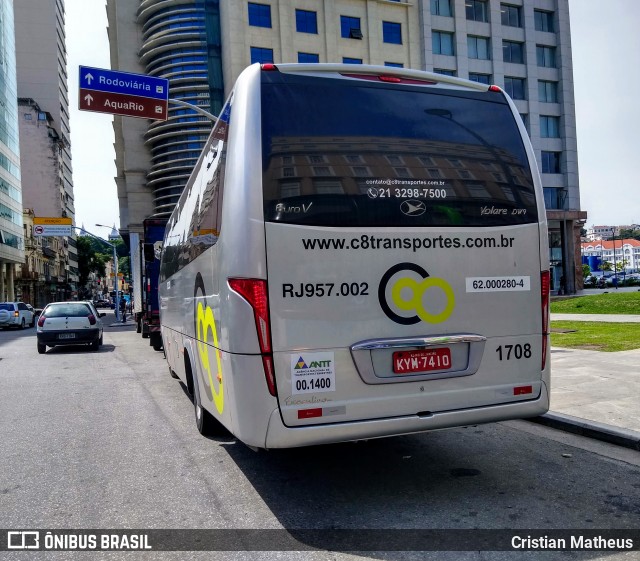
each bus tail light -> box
[228,278,277,396]
[541,270,551,370]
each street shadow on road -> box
[44,344,116,354]
[217,424,639,558]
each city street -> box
[1,314,639,560]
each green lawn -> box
[550,292,640,315]
[551,321,640,352]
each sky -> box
[66,0,640,235]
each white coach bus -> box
[159,63,550,449]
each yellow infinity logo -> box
[196,302,224,414]
[379,263,455,325]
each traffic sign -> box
[78,66,169,121]
[79,89,168,120]
[33,224,72,236]
[34,217,72,225]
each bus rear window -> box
[261,72,537,227]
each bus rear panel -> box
[160,64,550,449]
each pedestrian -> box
[119,298,127,323]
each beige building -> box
[220,0,423,85]
[107,0,585,293]
[14,0,79,298]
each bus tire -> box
[185,354,222,437]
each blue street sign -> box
[79,66,169,101]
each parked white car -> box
[0,302,35,329]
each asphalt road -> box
[1,313,639,561]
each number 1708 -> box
[496,343,532,360]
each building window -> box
[344,154,364,164]
[541,151,561,174]
[543,187,566,209]
[315,180,343,194]
[250,46,274,64]
[352,166,371,177]
[280,183,301,198]
[469,73,491,84]
[298,52,319,63]
[503,40,524,64]
[296,9,318,34]
[341,15,362,39]
[534,10,554,32]
[248,3,272,28]
[383,21,402,44]
[504,77,525,100]
[540,115,560,138]
[537,45,556,68]
[431,0,452,17]
[538,80,558,103]
[466,0,489,22]
[343,57,362,64]
[433,31,455,55]
[434,69,456,76]
[467,184,490,198]
[24,114,33,120]
[520,113,528,131]
[384,62,404,68]
[501,4,522,27]
[468,36,490,60]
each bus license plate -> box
[58,333,76,339]
[393,348,451,374]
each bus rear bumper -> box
[263,383,549,449]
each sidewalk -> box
[535,312,640,450]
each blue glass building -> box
[137,0,224,216]
[0,0,24,300]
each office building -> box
[108,0,585,292]
[0,0,23,301]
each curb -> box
[529,412,640,451]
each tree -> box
[77,236,108,288]
[582,263,591,279]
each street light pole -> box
[168,98,218,122]
[76,226,120,320]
